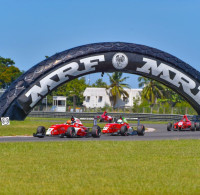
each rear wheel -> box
[196,122,200,131]
[167,123,172,131]
[109,119,112,123]
[66,127,75,138]
[137,125,145,136]
[91,125,101,138]
[120,126,128,136]
[191,123,196,131]
[99,117,103,122]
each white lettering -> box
[137,58,200,104]
[25,55,105,107]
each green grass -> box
[0,140,200,194]
[0,117,167,136]
[0,117,106,136]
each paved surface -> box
[1,124,200,142]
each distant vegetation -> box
[0,56,23,88]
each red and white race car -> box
[33,117,101,138]
[98,111,113,123]
[167,115,200,131]
[102,117,145,136]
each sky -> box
[0,0,200,88]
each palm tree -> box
[138,76,164,105]
[107,72,130,108]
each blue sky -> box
[0,0,200,88]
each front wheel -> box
[66,127,76,138]
[167,123,172,131]
[91,125,101,138]
[33,126,46,138]
[59,133,65,138]
[109,119,112,123]
[191,123,196,131]
[196,122,200,131]
[36,126,46,134]
[137,125,145,136]
[120,126,128,136]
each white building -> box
[52,96,66,112]
[83,87,142,108]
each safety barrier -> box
[28,111,195,121]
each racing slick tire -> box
[66,127,76,138]
[195,122,200,131]
[120,126,128,136]
[36,126,46,134]
[33,126,46,138]
[191,123,196,131]
[59,133,65,138]
[99,117,103,122]
[167,123,172,131]
[137,125,145,136]
[109,119,112,123]
[91,125,101,138]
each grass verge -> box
[0,140,200,194]
[0,117,105,136]
[0,117,166,136]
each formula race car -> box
[98,111,113,123]
[102,117,145,136]
[167,115,200,131]
[33,117,101,138]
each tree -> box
[92,78,107,88]
[158,87,185,107]
[107,72,130,108]
[51,77,88,111]
[0,56,22,88]
[138,76,164,105]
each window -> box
[86,96,90,102]
[58,100,65,106]
[123,97,128,103]
[98,96,103,102]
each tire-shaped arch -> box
[1,42,200,120]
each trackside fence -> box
[28,112,197,121]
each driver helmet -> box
[67,120,71,125]
[71,116,75,124]
[117,119,123,124]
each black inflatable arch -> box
[1,42,200,120]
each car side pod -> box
[137,125,145,136]
[33,126,46,138]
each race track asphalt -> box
[1,124,200,142]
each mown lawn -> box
[0,117,106,136]
[0,140,200,194]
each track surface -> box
[1,124,200,142]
